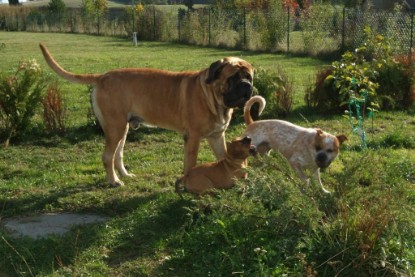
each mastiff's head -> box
[206,57,254,109]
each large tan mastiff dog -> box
[39,43,254,187]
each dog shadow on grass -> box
[105,195,190,271]
[7,123,172,148]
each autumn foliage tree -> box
[81,0,108,34]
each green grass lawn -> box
[0,32,414,276]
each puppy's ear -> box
[336,135,348,145]
[206,59,225,84]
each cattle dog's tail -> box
[243,95,266,125]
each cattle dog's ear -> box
[314,128,324,151]
[315,128,323,137]
[206,59,226,84]
[336,134,348,145]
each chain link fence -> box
[0,5,413,56]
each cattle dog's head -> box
[314,129,347,169]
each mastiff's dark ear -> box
[206,59,225,84]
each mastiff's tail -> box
[39,43,100,85]
[243,95,266,125]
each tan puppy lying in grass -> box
[175,136,256,197]
[243,96,347,193]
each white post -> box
[133,32,137,46]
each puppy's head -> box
[226,136,256,160]
[206,57,254,109]
[314,129,347,169]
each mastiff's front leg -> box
[207,132,227,160]
[183,133,201,174]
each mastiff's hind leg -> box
[102,123,129,187]
[114,124,136,178]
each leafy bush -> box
[384,52,415,110]
[253,66,294,118]
[306,27,415,113]
[324,44,380,113]
[0,59,49,147]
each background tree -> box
[8,0,19,6]
[211,0,281,9]
[81,0,108,34]
[183,0,194,11]
[47,0,67,31]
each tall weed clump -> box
[0,59,49,147]
[299,4,342,56]
[42,81,66,133]
[312,150,415,276]
[246,4,287,52]
[178,8,209,46]
[209,8,242,48]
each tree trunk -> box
[9,0,20,6]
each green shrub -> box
[253,66,294,118]
[0,59,49,147]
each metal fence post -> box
[342,7,346,50]
[411,9,414,54]
[153,6,156,40]
[208,7,211,46]
[287,7,290,53]
[243,7,246,48]
[178,11,181,42]
[132,0,135,33]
